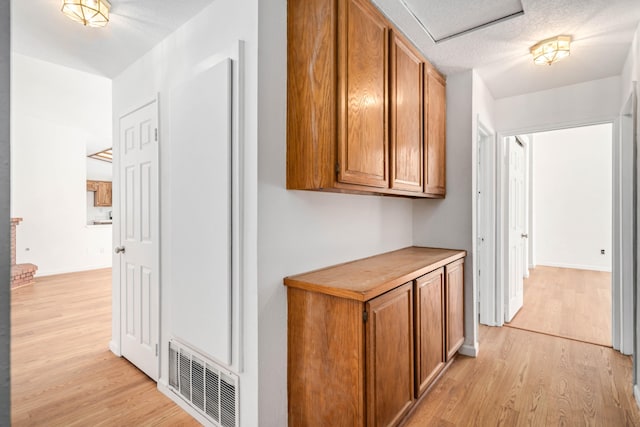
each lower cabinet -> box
[415,268,445,396]
[285,247,466,426]
[446,259,465,360]
[366,283,414,426]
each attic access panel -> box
[399,0,524,43]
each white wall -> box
[496,76,622,134]
[413,70,477,352]
[10,54,112,276]
[112,1,259,425]
[621,23,639,103]
[532,124,612,271]
[257,0,414,424]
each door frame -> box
[482,118,627,351]
[110,97,161,374]
[476,122,499,326]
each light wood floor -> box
[506,266,611,347]
[11,269,200,426]
[405,325,640,426]
[12,269,638,426]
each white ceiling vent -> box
[169,341,239,427]
[399,0,524,43]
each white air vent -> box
[169,341,239,427]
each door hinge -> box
[363,310,368,323]
[155,343,159,357]
[335,163,340,174]
[155,128,158,141]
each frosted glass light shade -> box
[61,0,111,28]
[530,36,571,66]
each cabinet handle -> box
[115,246,126,254]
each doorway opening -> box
[502,124,613,347]
[478,121,620,350]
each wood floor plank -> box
[404,326,640,426]
[11,269,200,426]
[506,266,611,346]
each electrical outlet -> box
[601,249,605,255]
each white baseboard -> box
[36,263,112,277]
[535,262,611,272]
[158,381,214,426]
[634,384,640,410]
[459,342,479,358]
[109,340,121,357]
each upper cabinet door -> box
[338,0,389,188]
[390,33,423,192]
[424,68,446,196]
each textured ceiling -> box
[401,0,524,42]
[373,0,640,98]
[11,0,216,78]
[11,0,640,99]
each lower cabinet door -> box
[446,259,465,360]
[366,282,414,427]
[415,268,445,397]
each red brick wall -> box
[10,217,21,266]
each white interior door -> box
[118,101,159,381]
[506,137,526,322]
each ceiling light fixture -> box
[61,0,111,28]
[530,35,571,65]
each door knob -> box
[115,246,126,254]
[521,233,528,238]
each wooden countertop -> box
[284,246,466,301]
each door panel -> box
[506,137,525,321]
[390,33,423,192]
[169,59,233,366]
[415,268,445,397]
[424,69,446,196]
[119,101,159,381]
[366,282,414,427]
[446,260,464,360]
[338,0,388,188]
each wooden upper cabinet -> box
[287,0,446,198]
[87,180,112,207]
[86,181,99,192]
[366,282,414,427]
[338,0,388,188]
[445,259,465,360]
[390,33,423,192]
[415,268,445,397]
[424,67,446,196]
[97,181,112,207]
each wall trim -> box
[109,340,121,357]
[459,342,479,358]
[36,263,112,278]
[534,262,611,272]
